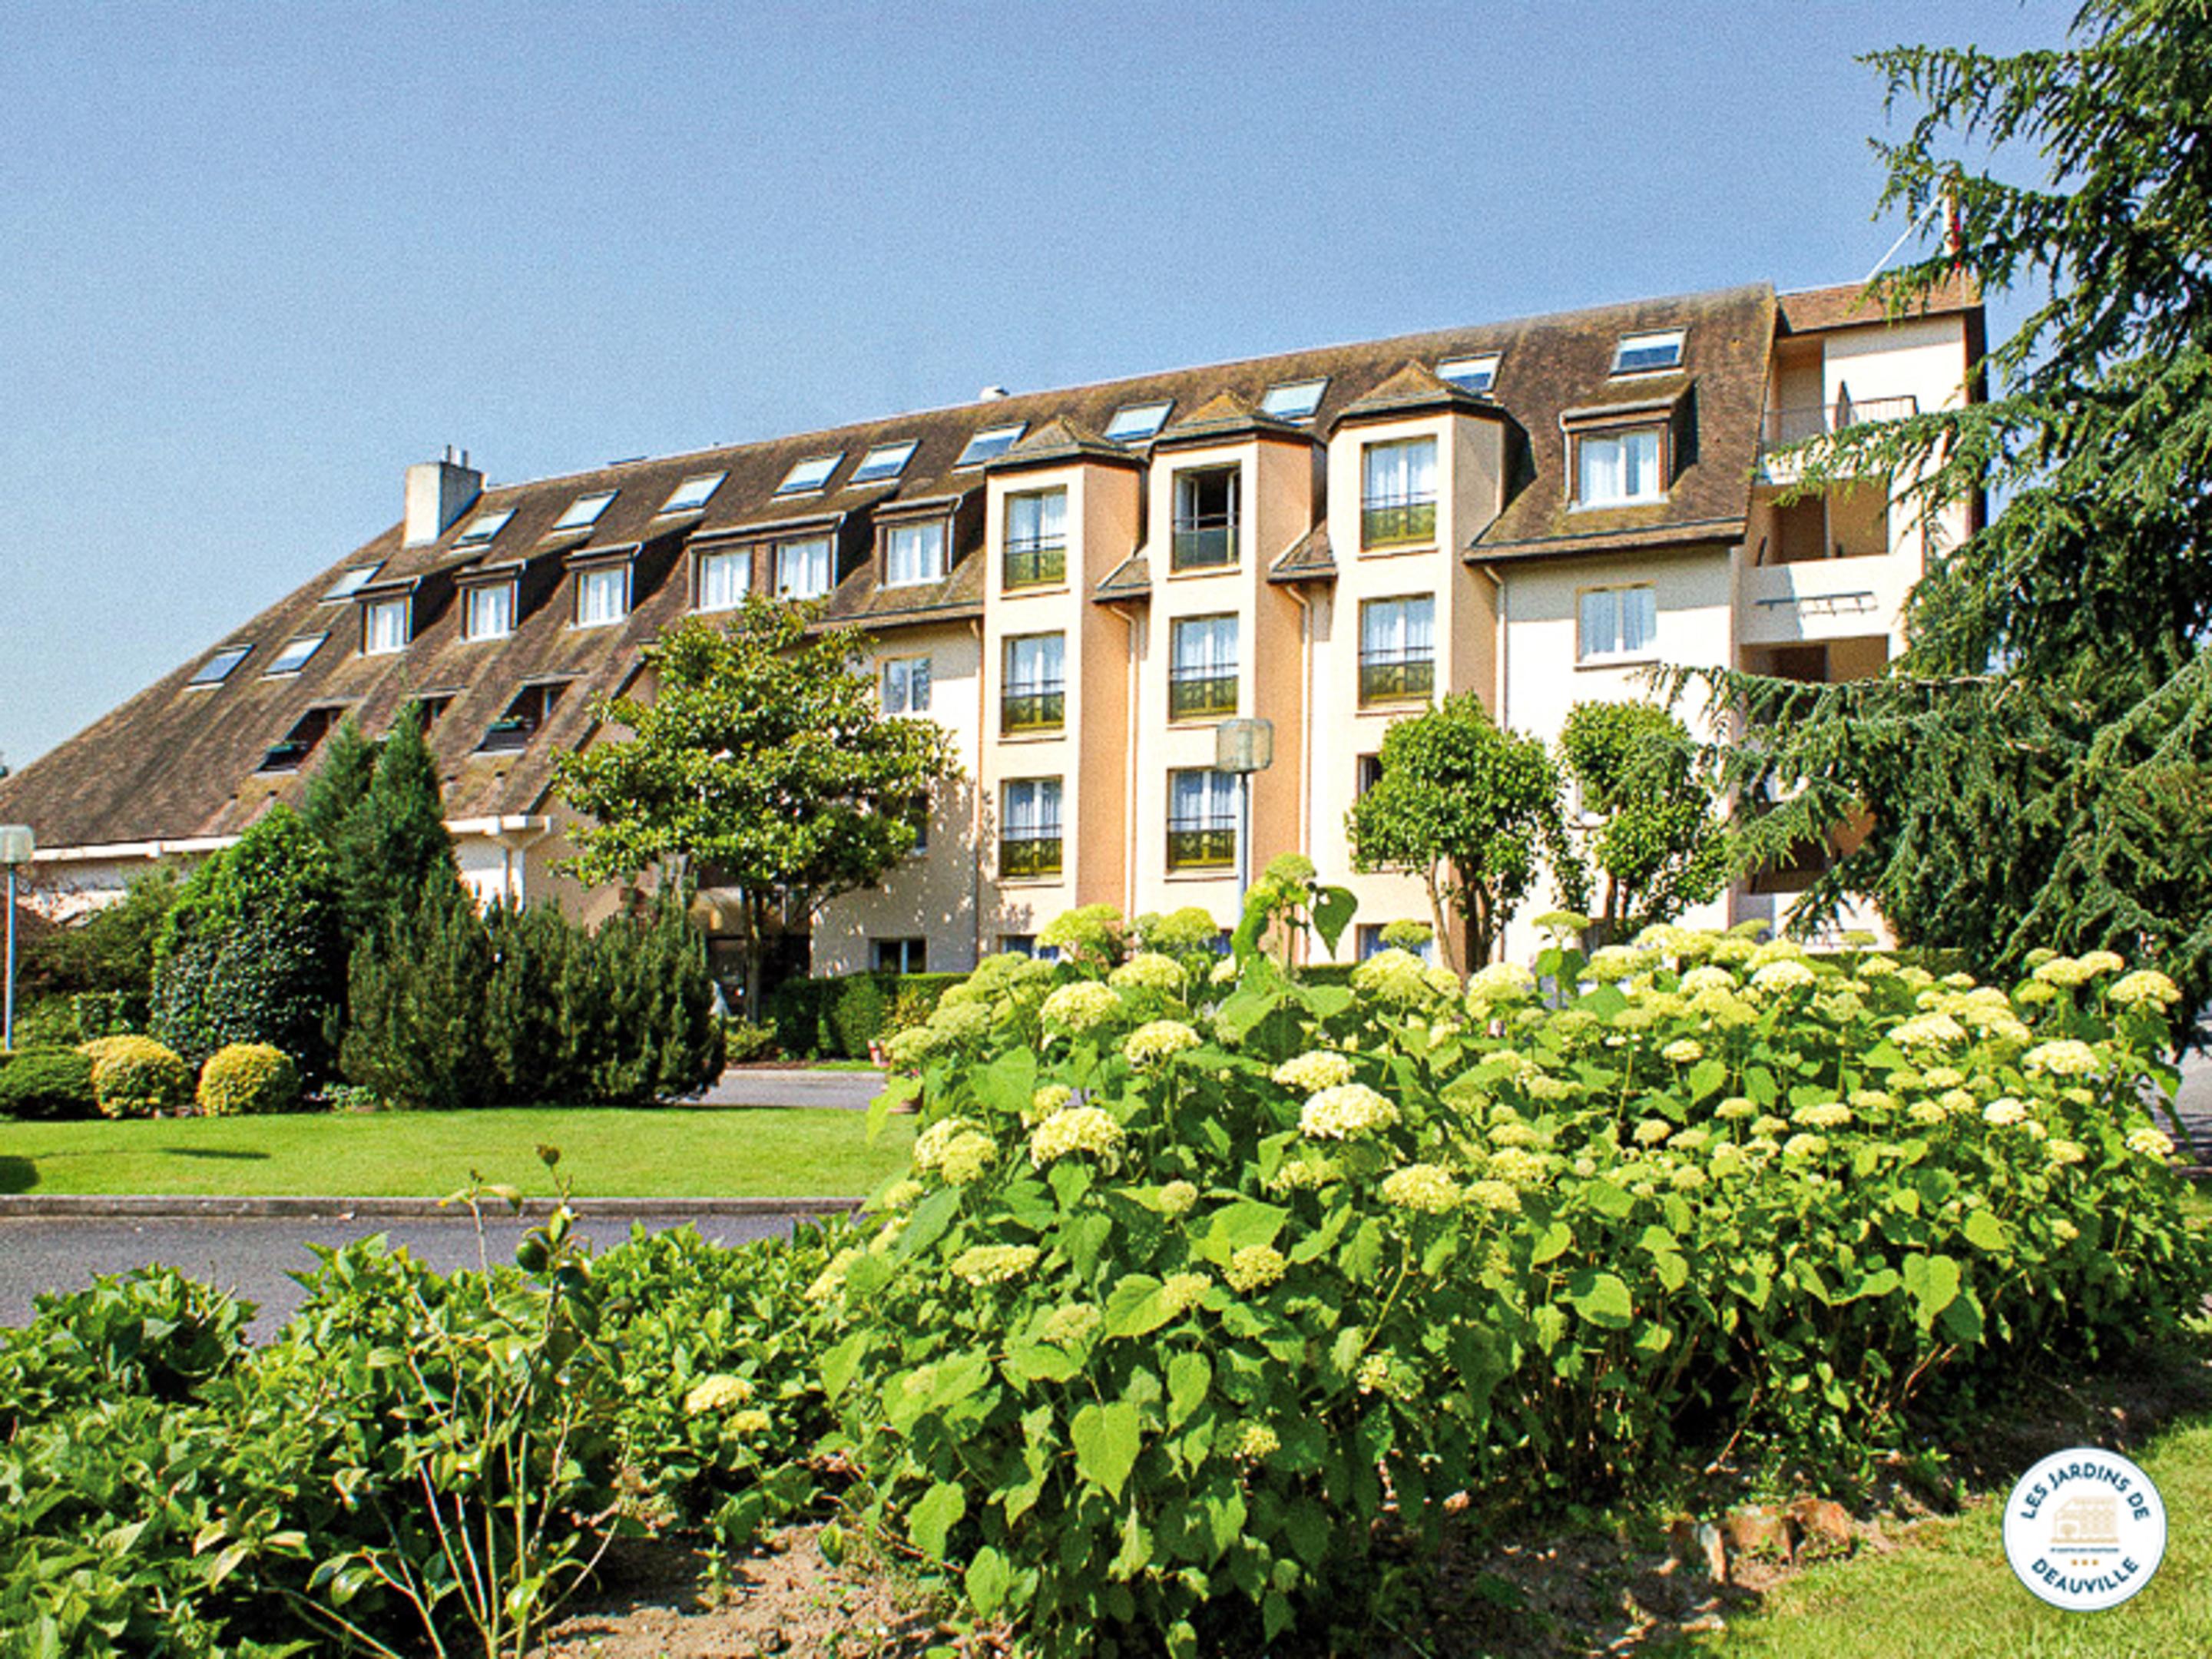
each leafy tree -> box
[1345,693,1567,971]
[1678,0,2212,1018]
[21,863,183,1002]
[1555,701,1730,945]
[306,708,459,944]
[551,597,959,1012]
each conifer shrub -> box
[81,1034,192,1118]
[196,1043,303,1116]
[0,1047,97,1120]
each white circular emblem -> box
[2003,1446,2165,1611]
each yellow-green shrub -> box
[79,1035,192,1118]
[196,1042,302,1117]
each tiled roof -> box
[1267,526,1336,585]
[1777,271,1980,336]
[1092,551,1152,603]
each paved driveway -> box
[698,1067,886,1110]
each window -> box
[479,683,561,753]
[323,565,382,601]
[902,793,931,855]
[455,508,513,546]
[1003,633,1065,732]
[776,536,835,600]
[1260,377,1327,421]
[1356,923,1434,962]
[775,453,842,495]
[404,694,452,730]
[1171,467,1239,571]
[187,646,251,687]
[1169,614,1238,720]
[883,520,946,588]
[1167,768,1238,870]
[257,707,340,774]
[1362,437,1439,548]
[1000,777,1064,879]
[850,440,918,485]
[264,634,326,677]
[1359,597,1435,706]
[883,655,932,715]
[1003,488,1067,588]
[551,490,617,531]
[575,565,629,627]
[1578,584,1657,662]
[1104,400,1172,443]
[463,581,515,640]
[1439,353,1500,394]
[660,472,725,514]
[697,548,747,611]
[1576,427,1664,505]
[1356,753,1384,797]
[1612,329,1685,375]
[874,938,928,973]
[956,422,1026,469]
[363,597,410,655]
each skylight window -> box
[263,634,327,677]
[850,440,919,485]
[775,453,843,496]
[187,646,251,687]
[454,508,514,546]
[1260,378,1327,422]
[322,565,382,601]
[1612,330,1686,375]
[1439,353,1501,394]
[659,472,726,515]
[1104,400,1173,444]
[955,422,1027,469]
[550,490,618,531]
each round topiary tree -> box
[196,1042,303,1116]
[0,1048,98,1121]
[81,1035,193,1118]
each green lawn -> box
[1691,1416,2212,1657]
[0,1107,915,1199]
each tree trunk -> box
[1427,872,1462,976]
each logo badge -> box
[2003,1446,2165,1611]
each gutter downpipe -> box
[1283,581,1316,965]
[969,615,986,969]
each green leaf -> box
[1583,1180,1636,1220]
[1565,1270,1634,1330]
[820,1333,867,1402]
[1197,1198,1290,1264]
[1531,1219,1575,1265]
[1104,1274,1172,1339]
[1071,1400,1143,1500]
[1963,1209,2006,1251]
[1166,1352,1212,1428]
[898,1187,963,1259]
[1311,886,1358,953]
[1902,1252,1962,1330]
[909,1481,966,1561]
[965,1546,1012,1618]
[1686,1058,1729,1101]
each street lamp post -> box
[0,826,33,1052]
[1214,719,1274,918]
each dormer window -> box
[659,472,725,515]
[955,422,1026,469]
[696,547,748,612]
[575,565,630,628]
[478,683,561,753]
[263,634,326,677]
[362,596,411,655]
[775,454,843,496]
[323,565,382,601]
[1439,353,1500,394]
[258,707,341,773]
[551,490,617,532]
[187,646,251,687]
[1575,427,1666,506]
[1104,400,1173,443]
[455,508,513,546]
[463,580,515,640]
[775,535,835,601]
[883,521,946,588]
[1260,377,1327,421]
[1611,329,1684,375]
[850,441,918,485]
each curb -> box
[0,1194,863,1220]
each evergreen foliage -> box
[19,864,184,1004]
[1555,700,1730,943]
[341,879,497,1112]
[195,1043,303,1116]
[305,707,461,945]
[80,1035,192,1118]
[0,1048,97,1120]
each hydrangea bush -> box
[822,911,2210,1657]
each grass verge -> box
[0,1107,916,1198]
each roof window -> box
[850,440,919,485]
[454,508,514,546]
[1612,329,1685,375]
[1104,400,1173,443]
[322,565,382,601]
[550,490,618,531]
[479,683,562,753]
[1439,353,1501,394]
[187,646,252,687]
[775,453,843,496]
[660,472,726,515]
[257,707,341,774]
[955,422,1026,469]
[1260,377,1327,422]
[263,634,327,677]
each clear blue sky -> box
[0,0,2065,770]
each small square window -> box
[1576,427,1665,505]
[363,597,410,655]
[697,548,748,611]
[775,453,843,496]
[188,646,252,687]
[660,472,725,514]
[263,634,327,677]
[1260,377,1327,421]
[455,508,513,546]
[883,521,946,588]
[1438,353,1500,394]
[850,440,919,485]
[1578,584,1658,662]
[575,565,629,628]
[464,582,515,640]
[1104,400,1173,443]
[955,422,1027,468]
[551,490,618,532]
[1356,753,1384,797]
[322,565,382,601]
[1612,329,1685,375]
[883,655,932,715]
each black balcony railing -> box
[1359,651,1435,706]
[1001,834,1063,879]
[1171,518,1237,571]
[1167,823,1237,870]
[1002,684,1066,733]
[1168,669,1238,720]
[1004,538,1067,589]
[1759,396,1919,452]
[1361,497,1437,548]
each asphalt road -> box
[0,1207,804,1340]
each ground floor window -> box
[873,938,927,973]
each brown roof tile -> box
[1777,270,1981,335]
[1267,525,1336,584]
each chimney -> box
[403,445,483,546]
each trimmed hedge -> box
[197,1043,303,1116]
[764,971,968,1059]
[0,1048,98,1120]
[80,1035,192,1118]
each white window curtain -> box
[576,567,628,627]
[1363,595,1435,659]
[1006,632,1065,692]
[884,522,945,587]
[1363,437,1437,503]
[1007,489,1067,546]
[697,550,747,611]
[1171,769,1237,827]
[1005,777,1063,838]
[364,599,409,654]
[465,583,514,639]
[1171,615,1237,677]
[1578,429,1663,505]
[777,537,833,599]
[884,656,931,714]
[1579,586,1657,659]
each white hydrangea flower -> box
[1586,945,1650,982]
[1123,1019,1201,1068]
[2112,969,2183,1008]
[1026,1084,1075,1124]
[1041,981,1124,1035]
[1209,955,1240,985]
[1782,1133,1829,1159]
[1890,1012,1969,1048]
[913,1117,979,1171]
[1272,1051,1355,1094]
[1299,1083,1399,1140]
[1224,1244,1287,1292]
[1028,1105,1125,1166]
[1158,1272,1211,1316]
[1379,1163,1462,1213]
[2127,1127,2176,1158]
[2046,1139,2088,1167]
[1157,1179,1199,1215]
[2078,949,2125,976]
[1484,1146,1549,1186]
[952,1243,1041,1286]
[1110,952,1187,993]
[1715,1097,1757,1120]
[1352,948,1433,1003]
[1680,965,1738,996]
[1747,938,1808,969]
[2032,956,2094,988]
[1465,1179,1522,1214]
[2022,1039,2101,1078]
[1469,961,1537,998]
[1748,959,1819,996]
[1982,1098,2028,1127]
[1906,1101,1949,1126]
[1662,1038,1704,1065]
[1791,1101,1853,1129]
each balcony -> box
[1167,822,1237,870]
[1759,396,1919,455]
[1002,683,1066,733]
[1004,538,1067,590]
[1359,651,1435,706]
[1000,834,1063,880]
[1361,496,1437,549]
[1168,669,1238,721]
[1171,516,1237,572]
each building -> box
[0,276,1981,975]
